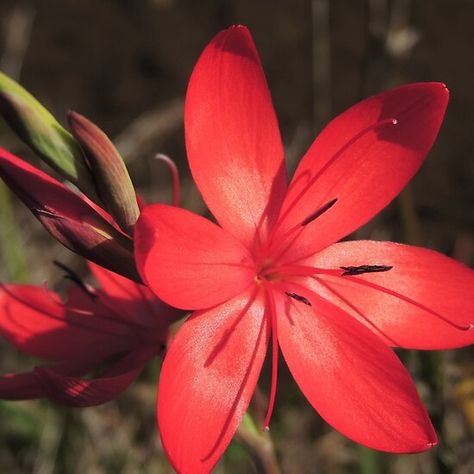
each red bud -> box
[0,147,140,282]
[68,111,139,235]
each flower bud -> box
[0,147,140,282]
[68,111,139,234]
[0,71,96,198]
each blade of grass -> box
[0,180,29,282]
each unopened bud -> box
[68,111,139,235]
[0,147,140,282]
[0,71,96,198]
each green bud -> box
[0,70,96,197]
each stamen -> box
[318,274,472,332]
[155,153,180,207]
[94,294,154,331]
[32,283,131,338]
[267,264,321,278]
[52,262,150,334]
[313,276,401,346]
[285,291,312,306]
[263,286,279,431]
[54,260,97,300]
[301,198,338,226]
[205,287,259,366]
[275,117,398,231]
[340,265,393,276]
[267,198,338,263]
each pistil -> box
[155,153,181,207]
[262,284,279,431]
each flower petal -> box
[135,204,255,310]
[0,352,106,401]
[307,240,474,349]
[89,260,152,301]
[34,348,152,407]
[185,25,287,247]
[0,284,131,360]
[275,289,437,453]
[88,261,182,328]
[0,372,46,400]
[275,83,449,261]
[157,288,269,473]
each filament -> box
[54,260,97,300]
[264,198,338,264]
[30,283,129,338]
[274,117,398,232]
[315,274,472,332]
[313,276,401,346]
[42,281,149,337]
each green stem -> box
[398,185,423,246]
[358,445,382,474]
[0,181,29,282]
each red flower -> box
[135,26,474,472]
[0,262,180,406]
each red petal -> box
[275,289,437,453]
[0,349,112,401]
[274,83,449,261]
[157,288,269,473]
[307,241,474,349]
[185,25,287,247]
[0,284,132,360]
[89,260,151,301]
[88,261,181,328]
[34,348,152,407]
[0,372,45,400]
[135,204,255,310]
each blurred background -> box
[0,0,473,472]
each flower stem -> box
[358,445,382,474]
[235,412,281,474]
[398,185,423,246]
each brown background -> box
[0,1,472,473]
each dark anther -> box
[340,265,393,276]
[301,198,338,226]
[285,291,312,306]
[53,260,97,300]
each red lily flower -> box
[0,262,180,406]
[135,26,474,472]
